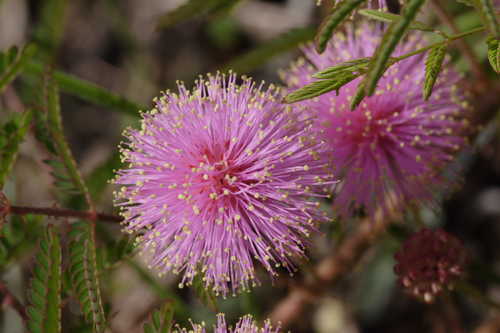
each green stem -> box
[394,26,485,62]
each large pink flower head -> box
[175,314,281,333]
[282,24,471,219]
[114,73,334,296]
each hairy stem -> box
[7,205,122,223]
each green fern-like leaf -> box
[0,44,37,94]
[286,71,364,103]
[222,27,315,73]
[26,226,62,333]
[143,302,175,333]
[68,222,106,333]
[313,57,371,79]
[45,76,93,207]
[315,0,366,53]
[0,111,32,189]
[358,9,435,32]
[362,0,426,97]
[423,44,448,100]
[487,37,500,73]
[457,0,474,6]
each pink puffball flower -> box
[114,73,334,297]
[174,314,281,333]
[394,228,467,303]
[282,24,471,219]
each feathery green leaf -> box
[487,36,500,73]
[45,76,94,208]
[26,226,62,333]
[0,111,32,189]
[424,44,448,100]
[285,71,362,103]
[315,0,366,53]
[313,57,371,79]
[363,0,426,96]
[223,28,315,73]
[69,222,106,333]
[350,81,367,110]
[358,9,435,32]
[0,44,37,94]
[24,61,143,116]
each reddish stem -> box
[8,205,123,223]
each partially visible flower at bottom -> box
[394,228,467,303]
[174,314,281,333]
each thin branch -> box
[7,205,122,223]
[269,208,395,327]
[0,281,28,322]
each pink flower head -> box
[394,228,467,303]
[114,73,334,296]
[175,314,281,333]
[282,24,470,219]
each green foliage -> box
[68,222,106,333]
[143,303,175,333]
[358,9,435,32]
[315,0,366,53]
[0,111,32,189]
[157,0,241,28]
[487,37,500,73]
[26,227,62,333]
[457,0,474,6]
[285,73,361,103]
[285,57,396,106]
[223,28,315,73]
[45,77,93,208]
[0,215,44,269]
[24,62,143,117]
[0,44,37,94]
[473,0,500,38]
[313,57,371,79]
[362,0,426,97]
[423,44,448,100]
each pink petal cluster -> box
[114,73,334,296]
[394,228,467,303]
[282,24,471,219]
[175,314,280,333]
